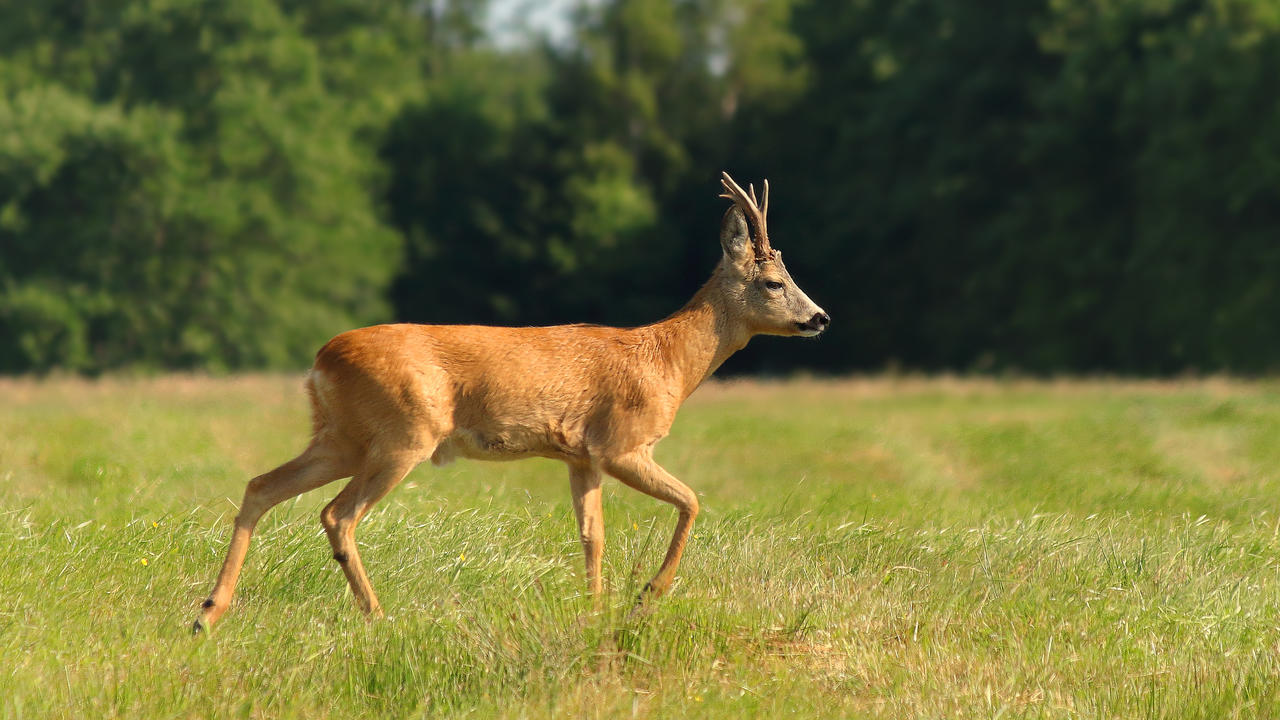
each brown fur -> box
[193,174,828,631]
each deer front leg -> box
[568,463,605,595]
[603,450,699,600]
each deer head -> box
[717,172,829,337]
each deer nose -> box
[810,311,830,329]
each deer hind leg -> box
[194,443,350,633]
[320,453,418,617]
[568,463,605,596]
[603,450,699,601]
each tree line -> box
[2,0,1278,375]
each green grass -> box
[3,375,1280,718]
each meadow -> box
[2,374,1279,718]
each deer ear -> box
[719,207,752,265]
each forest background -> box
[3,0,1278,376]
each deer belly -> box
[430,426,582,466]
[430,429,540,464]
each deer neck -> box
[646,278,752,400]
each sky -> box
[485,0,577,47]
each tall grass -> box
[2,375,1279,718]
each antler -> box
[719,171,775,261]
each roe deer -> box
[193,172,828,632]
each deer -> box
[192,172,829,632]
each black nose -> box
[811,312,830,328]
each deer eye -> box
[764,281,784,291]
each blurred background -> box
[1,0,1278,376]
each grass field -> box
[3,375,1280,718]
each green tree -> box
[748,0,1280,373]
[386,0,808,335]
[0,0,404,372]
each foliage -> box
[0,0,402,372]
[3,0,1280,373]
[384,0,806,329]
[746,0,1280,373]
